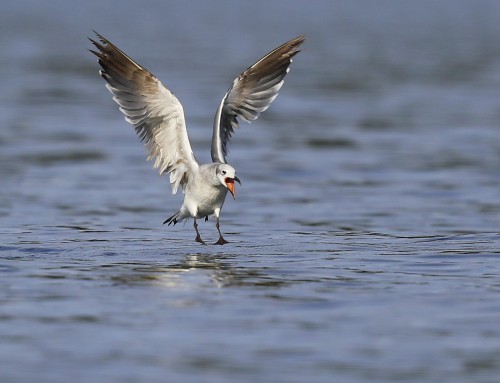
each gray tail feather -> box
[163,212,180,226]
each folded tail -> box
[163,211,209,225]
[163,212,180,226]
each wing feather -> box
[211,36,304,163]
[89,32,198,194]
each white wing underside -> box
[211,36,305,163]
[90,32,304,190]
[90,32,198,194]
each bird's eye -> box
[221,170,226,175]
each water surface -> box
[1,1,500,382]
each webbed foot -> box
[214,236,229,245]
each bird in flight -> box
[89,32,304,244]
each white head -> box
[215,164,241,199]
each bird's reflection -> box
[108,252,288,289]
[165,252,240,288]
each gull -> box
[89,32,304,244]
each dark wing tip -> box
[92,30,108,44]
[88,31,106,48]
[277,35,305,55]
[290,35,306,46]
[88,32,109,60]
[248,35,305,74]
[283,35,305,60]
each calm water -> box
[1,1,500,382]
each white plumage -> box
[90,32,304,244]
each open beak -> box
[225,176,241,199]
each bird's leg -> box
[214,218,229,245]
[193,219,206,245]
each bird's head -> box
[216,164,241,199]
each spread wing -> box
[89,32,198,194]
[211,35,304,164]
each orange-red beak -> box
[225,177,241,199]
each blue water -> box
[1,1,500,382]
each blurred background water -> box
[1,1,500,382]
